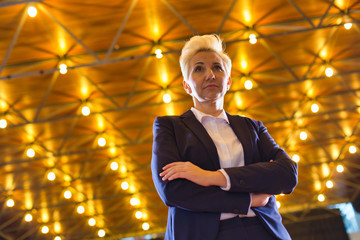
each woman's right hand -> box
[251,193,272,207]
[160,161,227,187]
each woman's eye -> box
[194,66,202,72]
[214,65,223,71]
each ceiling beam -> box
[0,0,42,8]
[286,0,315,27]
[217,0,238,34]
[0,5,27,77]
[37,4,101,62]
[33,72,60,122]
[104,0,138,62]
[161,0,198,34]
[317,0,335,27]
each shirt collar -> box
[191,107,229,124]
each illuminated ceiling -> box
[0,0,360,239]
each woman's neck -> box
[193,99,223,117]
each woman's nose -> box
[205,69,215,80]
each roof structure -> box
[0,0,360,239]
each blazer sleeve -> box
[151,116,251,214]
[224,118,298,195]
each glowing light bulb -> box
[88,218,96,226]
[41,226,49,234]
[244,80,253,90]
[325,67,333,77]
[47,171,56,181]
[292,154,300,163]
[163,93,171,103]
[249,38,257,44]
[135,211,143,219]
[110,161,119,170]
[336,164,344,173]
[77,206,85,214]
[349,145,357,154]
[121,181,129,190]
[276,201,281,208]
[130,197,140,206]
[311,103,319,113]
[25,213,33,222]
[6,199,14,207]
[28,6,37,17]
[300,131,308,140]
[142,222,150,231]
[98,229,106,237]
[64,190,72,199]
[81,106,90,116]
[344,23,352,29]
[55,236,62,240]
[317,194,325,202]
[326,180,334,188]
[98,137,106,147]
[0,119,7,128]
[27,148,35,158]
[59,64,67,74]
[249,34,256,39]
[155,49,163,59]
[249,34,257,44]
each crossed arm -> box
[160,161,272,207]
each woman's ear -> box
[183,80,192,95]
[226,76,232,91]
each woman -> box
[151,34,297,240]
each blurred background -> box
[0,0,360,239]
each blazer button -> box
[233,209,240,214]
[239,179,245,185]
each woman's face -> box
[184,51,231,104]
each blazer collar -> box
[181,110,220,169]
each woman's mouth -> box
[204,84,218,89]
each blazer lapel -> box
[181,110,221,169]
[227,113,253,165]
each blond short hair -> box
[179,34,232,81]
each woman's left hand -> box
[160,161,226,187]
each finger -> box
[161,167,186,180]
[163,161,194,170]
[160,166,178,177]
[163,165,194,181]
[167,172,183,181]
[162,162,185,170]
[160,169,174,180]
[162,170,185,181]
[161,164,185,176]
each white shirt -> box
[191,107,255,219]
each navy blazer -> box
[151,110,298,240]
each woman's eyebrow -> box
[194,61,221,65]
